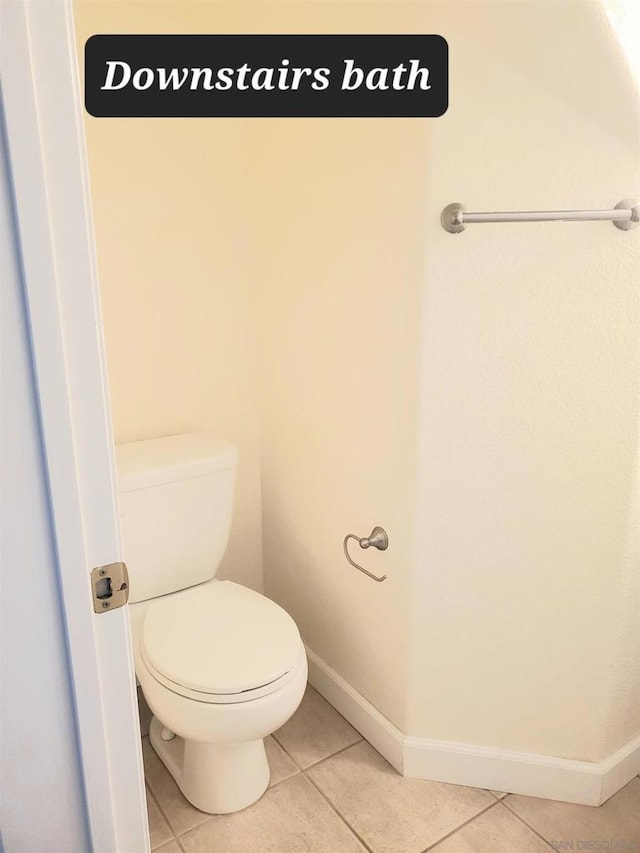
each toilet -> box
[116,431,307,814]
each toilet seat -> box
[141,580,304,705]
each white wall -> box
[0,106,90,853]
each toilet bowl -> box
[116,432,308,814]
[131,580,307,813]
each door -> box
[1,2,149,850]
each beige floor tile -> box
[429,802,552,852]
[143,739,211,837]
[307,740,494,853]
[179,774,364,853]
[265,735,299,787]
[505,777,640,848]
[146,786,173,850]
[490,791,508,799]
[154,842,182,853]
[138,687,153,738]
[274,685,361,768]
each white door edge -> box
[1,2,149,851]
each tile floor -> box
[138,686,640,853]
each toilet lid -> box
[141,581,302,696]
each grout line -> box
[292,738,364,773]
[145,785,177,850]
[156,797,214,841]
[499,799,561,851]
[488,789,507,802]
[176,819,215,848]
[171,773,304,846]
[304,737,364,770]
[271,682,364,768]
[156,841,184,853]
[271,725,361,772]
[270,732,306,770]
[266,769,302,793]
[303,771,375,853]
[142,739,214,839]
[420,799,500,852]
[142,742,174,833]
[306,682,368,733]
[148,738,303,842]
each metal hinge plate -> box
[91,562,129,613]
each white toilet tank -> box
[116,432,238,604]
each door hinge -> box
[91,562,129,613]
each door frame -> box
[1,2,149,850]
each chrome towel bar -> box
[441,198,639,233]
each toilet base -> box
[149,716,270,814]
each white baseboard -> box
[305,647,405,773]
[402,736,639,806]
[599,736,640,804]
[306,646,640,806]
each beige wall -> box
[74,3,264,591]
[247,115,427,727]
[407,1,639,761]
[75,0,429,727]
[238,0,640,757]
[232,0,432,730]
[75,0,639,760]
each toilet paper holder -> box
[343,527,388,583]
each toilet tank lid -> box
[116,432,238,492]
